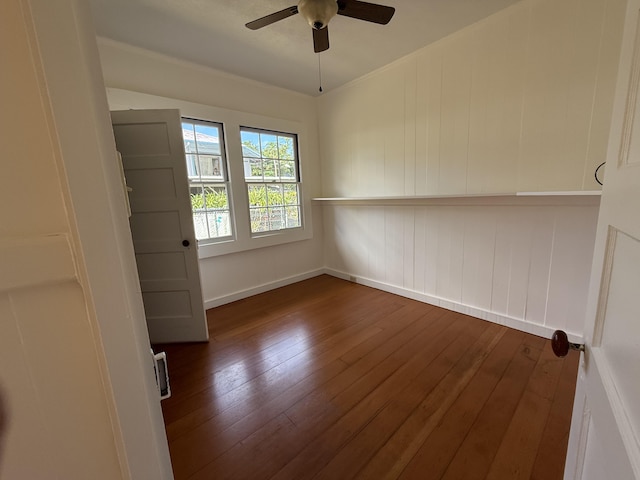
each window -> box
[240,127,302,234]
[181,119,232,242]
[109,90,312,258]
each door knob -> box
[551,330,585,357]
[182,239,190,247]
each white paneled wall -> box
[318,0,626,196]
[323,199,599,339]
[317,0,625,338]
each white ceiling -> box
[89,0,523,96]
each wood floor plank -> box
[165,299,420,445]
[269,314,490,480]
[440,336,545,480]
[158,276,373,373]
[168,336,372,477]
[207,275,348,336]
[163,284,387,400]
[163,291,402,429]
[212,281,381,342]
[153,275,580,480]
[168,301,425,442]
[176,301,428,462]
[530,350,580,480]
[191,413,299,480]
[318,323,507,480]
[167,299,425,478]
[484,343,566,480]
[385,328,526,480]
[184,307,457,480]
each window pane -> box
[182,123,197,153]
[185,155,198,178]
[267,184,284,206]
[285,206,301,228]
[207,211,231,238]
[248,184,266,207]
[199,156,222,179]
[260,134,278,159]
[203,184,228,209]
[244,158,262,179]
[194,124,221,155]
[190,185,204,210]
[284,184,299,205]
[241,131,261,157]
[269,207,285,230]
[280,161,296,181]
[217,211,232,237]
[278,136,294,159]
[264,159,278,180]
[250,208,269,233]
[193,212,209,240]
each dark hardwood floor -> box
[154,275,579,480]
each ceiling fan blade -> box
[245,6,298,30]
[337,0,395,25]
[313,27,330,53]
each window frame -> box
[181,117,235,244]
[240,126,304,237]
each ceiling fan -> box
[245,0,395,53]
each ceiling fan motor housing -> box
[298,0,339,29]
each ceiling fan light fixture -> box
[298,0,338,30]
[245,0,395,55]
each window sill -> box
[196,225,312,259]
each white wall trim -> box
[204,265,585,342]
[204,268,326,309]
[26,1,174,477]
[323,268,584,343]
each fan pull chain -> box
[318,54,323,93]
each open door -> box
[111,109,208,343]
[563,1,640,478]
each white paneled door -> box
[111,109,208,343]
[565,0,640,478]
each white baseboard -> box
[323,268,583,342]
[203,268,326,309]
[203,266,582,343]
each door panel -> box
[135,252,188,281]
[598,229,640,442]
[566,0,640,477]
[125,168,177,198]
[111,109,208,343]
